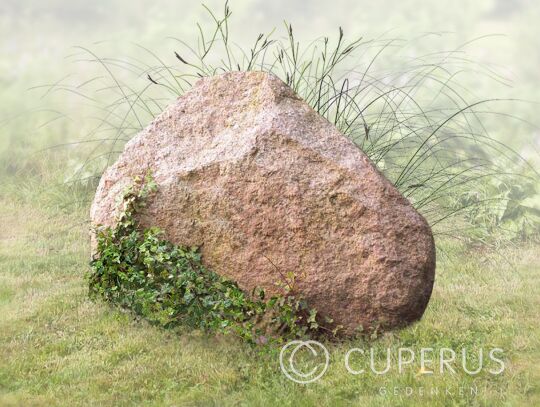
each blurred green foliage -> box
[0,0,538,245]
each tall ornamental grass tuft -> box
[38,2,539,244]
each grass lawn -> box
[0,197,539,406]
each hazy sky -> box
[1,0,539,152]
[2,1,538,89]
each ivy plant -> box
[88,173,327,344]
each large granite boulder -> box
[90,71,436,334]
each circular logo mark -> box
[279,340,329,384]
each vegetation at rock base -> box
[89,173,330,343]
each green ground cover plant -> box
[88,173,325,344]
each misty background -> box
[1,0,539,187]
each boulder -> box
[90,71,436,334]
